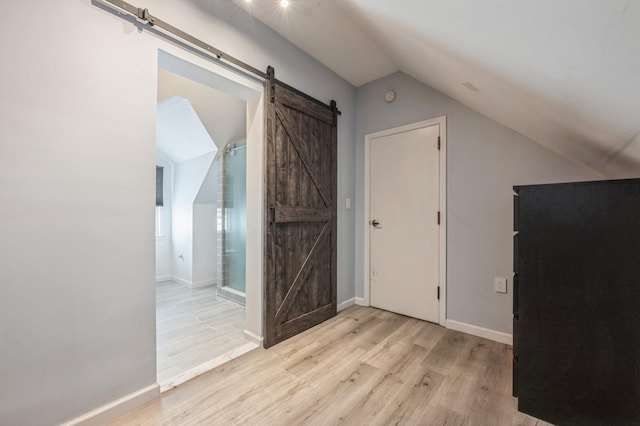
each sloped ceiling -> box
[232,0,640,177]
[157,68,246,153]
[156,96,217,163]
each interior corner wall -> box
[0,1,356,423]
[192,158,218,288]
[192,203,217,286]
[171,152,216,286]
[355,72,602,335]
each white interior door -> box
[369,124,440,323]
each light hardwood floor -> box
[156,281,247,384]
[116,305,549,425]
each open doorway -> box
[154,50,263,391]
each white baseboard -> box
[155,275,171,283]
[170,276,215,289]
[191,278,216,289]
[60,384,159,426]
[243,329,263,346]
[355,297,368,306]
[337,297,356,312]
[446,319,513,345]
[171,275,191,288]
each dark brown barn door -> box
[263,78,337,348]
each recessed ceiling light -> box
[461,81,479,92]
[280,0,289,7]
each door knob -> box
[371,219,381,227]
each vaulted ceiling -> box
[157,67,246,162]
[232,0,640,177]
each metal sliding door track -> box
[92,0,340,114]
[95,0,268,79]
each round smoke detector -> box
[385,90,396,103]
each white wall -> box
[192,152,218,287]
[0,1,356,424]
[0,2,158,424]
[192,204,217,286]
[155,156,173,281]
[244,96,266,342]
[193,158,218,288]
[171,152,216,286]
[355,72,601,335]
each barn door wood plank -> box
[274,207,332,223]
[275,222,330,321]
[275,103,331,207]
[275,85,334,125]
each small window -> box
[156,166,164,207]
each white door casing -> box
[364,118,446,325]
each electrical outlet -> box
[495,277,507,294]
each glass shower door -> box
[223,144,246,293]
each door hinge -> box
[437,286,440,300]
[437,136,441,150]
[437,211,441,225]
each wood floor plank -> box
[297,362,380,426]
[155,281,248,385]
[111,306,550,426]
[360,317,429,368]
[377,367,446,425]
[265,359,378,424]
[336,343,430,425]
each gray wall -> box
[355,72,601,335]
[0,1,355,424]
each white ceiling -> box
[233,0,640,177]
[156,96,217,163]
[157,68,246,161]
